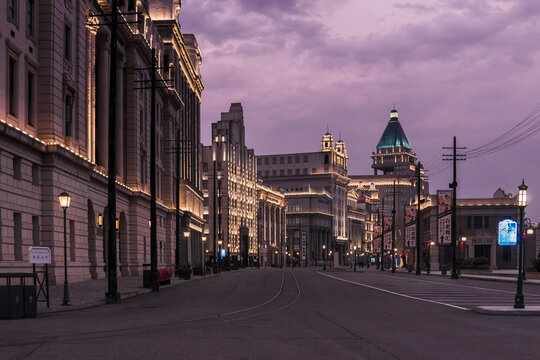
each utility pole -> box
[392,180,396,273]
[87,0,142,304]
[416,162,422,275]
[380,198,385,272]
[149,48,158,291]
[106,0,119,304]
[443,136,466,279]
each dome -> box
[376,110,412,149]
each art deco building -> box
[0,0,204,283]
[257,183,287,267]
[201,103,258,265]
[257,133,351,265]
[350,109,428,263]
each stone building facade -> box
[350,109,429,264]
[0,0,204,283]
[257,133,350,265]
[257,183,286,267]
[201,103,258,265]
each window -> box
[64,23,71,60]
[257,170,261,177]
[287,156,292,164]
[473,216,482,229]
[303,168,308,174]
[272,157,276,164]
[264,158,269,165]
[467,216,472,229]
[303,155,308,163]
[14,212,22,260]
[484,216,489,229]
[264,170,269,177]
[8,0,17,21]
[257,158,261,166]
[280,157,284,164]
[27,72,34,126]
[8,58,17,117]
[272,170,277,177]
[32,215,39,246]
[295,169,300,175]
[70,220,76,261]
[65,94,73,136]
[295,155,300,163]
[324,154,329,164]
[26,0,34,36]
[312,167,316,173]
[280,169,284,176]
[32,164,39,185]
[13,156,21,180]
[287,169,292,175]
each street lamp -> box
[97,213,103,228]
[322,244,326,270]
[202,236,207,275]
[514,180,527,309]
[58,191,71,306]
[353,245,357,272]
[218,240,223,271]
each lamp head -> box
[518,179,528,207]
[58,191,71,209]
[97,213,103,228]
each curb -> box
[471,306,540,316]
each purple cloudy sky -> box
[180,0,540,220]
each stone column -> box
[115,53,125,180]
[86,23,98,163]
[96,34,110,169]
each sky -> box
[180,0,540,220]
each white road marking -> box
[318,271,470,311]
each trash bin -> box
[0,273,36,319]
[142,264,152,288]
[440,265,447,276]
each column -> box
[96,33,110,168]
[115,52,125,179]
[86,23,97,163]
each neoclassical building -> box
[257,183,286,267]
[257,132,351,265]
[0,0,204,283]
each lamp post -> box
[58,191,71,306]
[322,244,326,270]
[218,240,223,271]
[183,231,190,269]
[514,180,527,309]
[353,245,357,272]
[428,241,434,274]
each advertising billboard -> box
[498,219,518,246]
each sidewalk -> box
[37,273,214,315]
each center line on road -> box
[317,271,470,311]
[375,273,540,297]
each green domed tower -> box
[371,109,417,175]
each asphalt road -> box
[2,268,540,360]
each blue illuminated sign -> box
[220,248,226,258]
[498,219,518,246]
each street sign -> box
[28,247,52,264]
[438,214,451,244]
[405,224,416,248]
[384,232,392,250]
[498,219,517,246]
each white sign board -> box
[301,232,307,260]
[438,214,451,244]
[384,232,392,250]
[28,246,52,264]
[405,224,416,248]
[374,238,381,253]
